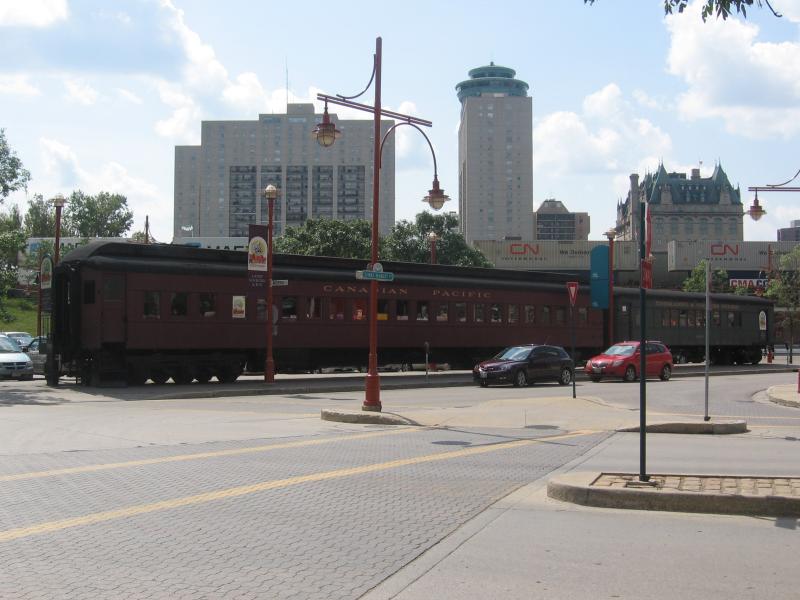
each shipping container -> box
[668,241,799,272]
[474,240,639,271]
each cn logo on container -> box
[509,243,540,255]
[710,244,739,256]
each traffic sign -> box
[567,281,579,307]
[356,270,395,282]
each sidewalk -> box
[766,383,800,408]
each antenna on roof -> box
[285,57,289,112]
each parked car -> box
[2,331,33,351]
[584,341,673,383]
[25,336,48,375]
[473,344,574,387]
[0,335,34,380]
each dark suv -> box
[473,344,574,387]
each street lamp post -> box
[604,228,616,347]
[53,194,65,265]
[314,37,449,412]
[263,184,279,383]
[428,231,438,265]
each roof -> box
[641,164,742,206]
[456,62,529,103]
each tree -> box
[274,218,375,259]
[383,212,492,267]
[584,0,782,20]
[0,207,27,321]
[23,194,61,238]
[0,129,30,202]
[681,259,733,293]
[63,190,134,238]
[765,246,800,363]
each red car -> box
[584,341,673,383]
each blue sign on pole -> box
[590,245,609,309]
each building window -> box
[508,304,519,324]
[524,305,535,324]
[490,303,502,323]
[306,297,321,319]
[396,300,409,321]
[455,302,467,322]
[474,303,484,323]
[541,306,551,325]
[330,298,345,320]
[416,301,429,321]
[377,299,389,321]
[200,293,216,317]
[353,299,367,321]
[170,292,188,316]
[555,307,566,325]
[144,292,160,318]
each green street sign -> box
[356,270,395,282]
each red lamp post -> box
[428,231,438,265]
[263,184,279,383]
[314,37,449,412]
[53,193,65,265]
[605,228,616,346]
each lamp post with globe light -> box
[428,231,438,265]
[314,36,449,412]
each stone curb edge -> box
[616,420,747,434]
[320,409,419,426]
[547,472,800,517]
[766,385,800,409]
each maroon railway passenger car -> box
[45,242,598,385]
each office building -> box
[532,199,590,240]
[174,104,395,239]
[456,63,533,244]
[777,220,800,241]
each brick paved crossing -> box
[595,473,800,497]
[0,427,608,599]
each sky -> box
[1,0,799,243]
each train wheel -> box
[172,367,193,385]
[623,366,637,382]
[513,370,527,387]
[195,368,212,384]
[217,364,241,384]
[660,365,672,381]
[558,368,572,386]
[126,366,147,386]
[150,370,169,385]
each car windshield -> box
[604,344,636,356]
[8,333,32,345]
[0,337,22,353]
[493,346,532,361]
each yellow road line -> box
[0,428,416,483]
[0,430,594,543]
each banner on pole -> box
[248,224,268,289]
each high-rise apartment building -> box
[532,199,590,240]
[456,63,533,244]
[777,220,800,241]
[173,104,395,239]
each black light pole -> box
[638,201,649,482]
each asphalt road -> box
[0,371,798,599]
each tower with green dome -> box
[456,63,533,244]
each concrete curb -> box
[766,385,800,409]
[320,408,419,426]
[616,420,747,434]
[547,471,800,517]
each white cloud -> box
[0,0,68,28]
[153,80,202,142]
[632,89,663,110]
[0,74,40,96]
[63,78,99,105]
[116,88,143,104]
[666,0,800,138]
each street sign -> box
[272,279,289,287]
[356,270,395,282]
[567,281,578,307]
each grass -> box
[1,296,40,336]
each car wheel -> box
[660,365,672,381]
[558,367,572,386]
[589,375,602,383]
[513,369,527,387]
[623,365,637,382]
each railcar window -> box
[83,281,96,305]
[727,311,736,327]
[698,312,706,328]
[490,303,502,323]
[634,311,640,328]
[436,303,448,322]
[679,309,687,328]
[713,310,721,326]
[416,301,429,321]
[200,293,216,317]
[257,298,266,321]
[671,309,679,328]
[688,310,695,327]
[661,310,669,327]
[541,306,551,325]
[524,305,535,324]
[475,303,484,323]
[578,307,588,325]
[282,297,297,320]
[144,292,160,318]
[508,304,519,324]
[377,299,389,321]
[396,300,409,321]
[555,307,566,325]
[306,297,321,319]
[330,298,345,320]
[455,302,467,323]
[103,277,122,301]
[353,299,367,321]
[170,293,188,317]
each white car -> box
[0,336,34,380]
